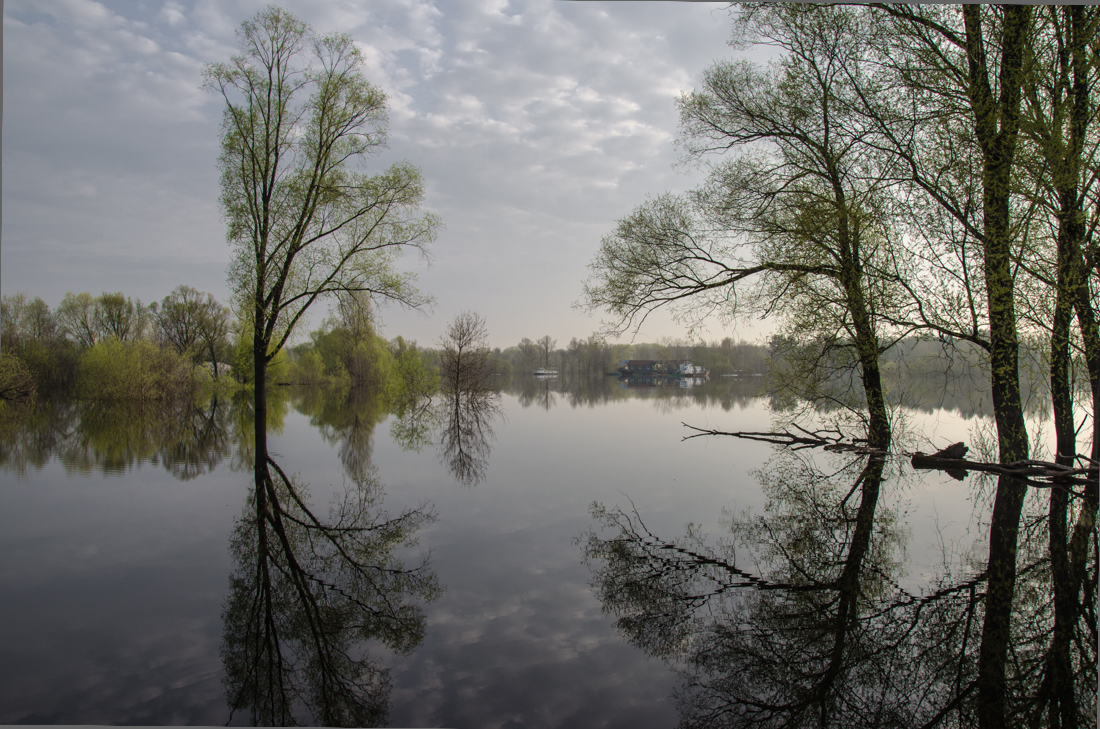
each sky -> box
[2,0,777,350]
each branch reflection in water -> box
[224,407,440,726]
[580,442,1096,728]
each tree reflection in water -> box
[580,445,1097,728]
[222,453,440,726]
[437,387,501,486]
[224,384,442,726]
[389,358,503,487]
[295,385,390,487]
[0,395,234,478]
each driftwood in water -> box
[681,422,886,455]
[683,424,1097,494]
[911,450,1096,489]
[911,442,1097,495]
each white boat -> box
[533,368,559,377]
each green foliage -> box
[291,349,327,385]
[0,293,80,394]
[18,339,80,392]
[230,326,253,383]
[0,352,36,404]
[390,336,439,402]
[75,338,193,401]
[284,311,405,394]
[4,289,233,396]
[2,293,57,350]
[0,293,27,350]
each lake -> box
[0,376,1087,727]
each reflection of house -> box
[618,359,709,380]
[619,374,666,388]
[618,374,707,389]
[677,376,707,388]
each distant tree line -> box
[0,286,445,410]
[0,286,236,403]
[484,335,770,380]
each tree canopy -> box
[205,6,438,386]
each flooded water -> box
[0,377,1090,727]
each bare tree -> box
[517,337,540,375]
[537,335,556,369]
[438,312,493,396]
[435,312,502,485]
[56,292,98,348]
[197,301,232,379]
[157,285,206,356]
[157,286,233,378]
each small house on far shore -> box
[618,359,664,375]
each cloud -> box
[3,0,756,346]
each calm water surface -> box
[0,378,1064,726]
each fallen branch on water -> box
[910,445,1097,493]
[681,422,886,455]
[682,424,1097,495]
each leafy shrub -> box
[19,339,80,392]
[230,328,288,385]
[75,338,193,401]
[0,352,36,403]
[390,337,439,402]
[290,349,326,384]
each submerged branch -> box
[681,422,886,454]
[684,422,1097,494]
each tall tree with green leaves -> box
[204,7,438,496]
[583,4,899,447]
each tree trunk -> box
[254,309,269,520]
[1034,11,1095,724]
[962,7,1033,726]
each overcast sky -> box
[3,0,775,349]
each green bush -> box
[307,326,395,389]
[75,338,193,401]
[389,337,439,402]
[290,349,326,384]
[20,339,80,392]
[0,352,37,404]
